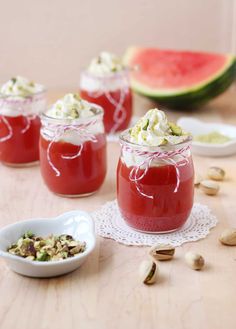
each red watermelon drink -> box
[80,52,132,134]
[0,76,46,166]
[40,94,107,197]
[117,108,194,233]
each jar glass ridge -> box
[117,130,194,233]
[0,89,47,166]
[40,104,107,197]
[80,69,133,134]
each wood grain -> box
[0,90,236,329]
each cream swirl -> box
[87,51,125,76]
[0,76,44,98]
[130,108,188,146]
[46,93,95,119]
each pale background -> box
[0,0,236,90]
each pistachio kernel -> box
[149,244,175,261]
[7,232,86,262]
[169,122,182,136]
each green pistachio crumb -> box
[23,231,34,239]
[169,122,182,136]
[7,232,86,262]
[143,119,149,131]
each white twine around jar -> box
[86,73,129,134]
[0,92,45,143]
[0,115,37,142]
[122,144,190,199]
[0,116,13,142]
[43,119,98,177]
[0,93,45,108]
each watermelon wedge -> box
[124,47,236,108]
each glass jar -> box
[0,90,46,166]
[40,105,107,197]
[80,70,133,134]
[117,130,194,233]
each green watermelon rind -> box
[124,48,236,108]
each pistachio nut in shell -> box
[219,228,236,246]
[194,173,203,187]
[200,180,220,196]
[139,259,158,285]
[207,166,225,181]
[185,252,205,270]
[149,244,175,261]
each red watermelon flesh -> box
[130,49,228,90]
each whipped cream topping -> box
[46,93,95,120]
[43,94,104,146]
[129,108,187,146]
[87,52,125,76]
[80,52,128,92]
[0,76,44,98]
[0,76,46,117]
[121,108,190,168]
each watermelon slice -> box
[124,47,236,108]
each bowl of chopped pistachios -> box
[0,210,96,278]
[177,117,236,157]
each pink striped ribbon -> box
[0,93,45,142]
[122,144,190,199]
[86,74,129,134]
[0,115,37,142]
[43,119,98,177]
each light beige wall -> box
[0,0,234,89]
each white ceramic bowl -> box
[0,211,96,278]
[177,117,236,157]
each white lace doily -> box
[92,200,217,247]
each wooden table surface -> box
[1,89,236,329]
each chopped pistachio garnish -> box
[0,76,44,97]
[143,119,149,131]
[169,122,183,136]
[88,51,125,75]
[129,108,189,146]
[46,93,95,120]
[7,233,86,262]
[194,131,232,144]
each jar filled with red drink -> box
[40,93,107,197]
[0,76,46,166]
[80,52,132,134]
[117,108,194,233]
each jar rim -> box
[41,103,104,125]
[0,87,47,100]
[80,68,129,80]
[119,128,192,152]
